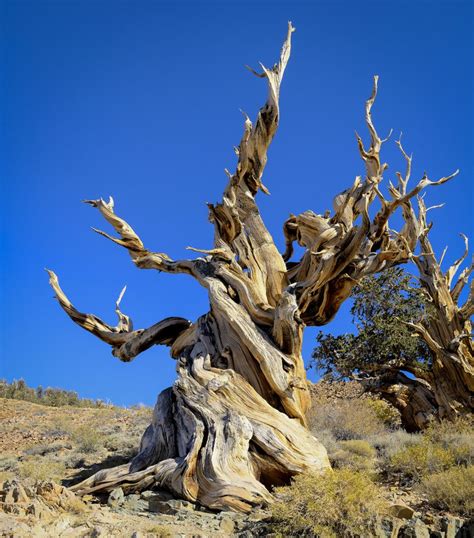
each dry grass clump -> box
[308,398,388,441]
[424,416,474,465]
[270,469,386,537]
[331,440,378,474]
[18,458,66,482]
[147,525,173,537]
[418,465,474,516]
[71,425,104,453]
[390,441,456,480]
[389,418,474,482]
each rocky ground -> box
[0,396,472,537]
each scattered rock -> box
[142,489,173,502]
[441,516,474,538]
[398,518,430,538]
[148,498,195,515]
[139,490,155,500]
[1,480,29,504]
[108,487,125,508]
[219,516,235,534]
[122,493,147,512]
[388,502,415,520]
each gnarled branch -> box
[47,270,191,362]
[84,196,197,276]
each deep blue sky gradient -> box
[1,1,472,405]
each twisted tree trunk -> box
[48,23,463,509]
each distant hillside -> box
[0,378,116,409]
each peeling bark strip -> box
[47,23,471,510]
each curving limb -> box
[84,197,198,277]
[47,270,191,362]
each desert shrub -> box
[270,469,386,537]
[0,454,19,473]
[147,525,173,537]
[418,465,474,516]
[312,430,338,455]
[72,425,104,453]
[424,417,474,466]
[308,398,387,441]
[46,416,74,437]
[18,458,66,482]
[369,429,420,459]
[104,434,137,457]
[365,399,401,429]
[24,443,71,457]
[330,440,378,474]
[390,440,455,481]
[64,453,87,469]
[338,440,376,459]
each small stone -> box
[168,499,195,511]
[148,499,178,515]
[145,490,174,502]
[139,490,155,500]
[219,516,235,534]
[388,502,415,520]
[149,498,196,514]
[399,518,430,538]
[107,487,125,508]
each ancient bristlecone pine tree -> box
[47,24,469,511]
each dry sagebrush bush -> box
[308,398,388,441]
[419,465,474,516]
[270,469,386,538]
[389,418,474,482]
[18,458,66,482]
[368,429,420,459]
[330,440,378,474]
[390,440,456,481]
[364,399,401,429]
[71,425,104,453]
[424,417,474,466]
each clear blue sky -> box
[1,1,472,406]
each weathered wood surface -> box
[47,22,471,510]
